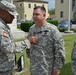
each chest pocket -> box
[36,31,50,46]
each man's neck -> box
[36,21,46,28]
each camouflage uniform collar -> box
[0,18,10,29]
[35,22,48,28]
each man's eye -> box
[36,14,39,15]
[33,14,39,16]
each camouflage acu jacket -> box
[0,18,30,72]
[28,22,65,75]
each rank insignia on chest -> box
[3,32,9,38]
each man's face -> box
[0,9,14,24]
[5,11,14,23]
[33,8,45,23]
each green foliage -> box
[21,22,34,32]
[70,28,76,32]
[48,9,55,15]
[47,20,59,27]
[58,27,76,32]
[20,20,59,32]
[58,27,68,32]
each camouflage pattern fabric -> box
[0,70,12,75]
[71,40,76,75]
[0,18,30,72]
[28,22,65,75]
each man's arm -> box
[0,29,38,53]
[52,29,65,75]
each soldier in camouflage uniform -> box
[71,40,76,75]
[28,6,65,75]
[0,0,38,75]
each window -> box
[20,4,22,7]
[42,4,44,7]
[34,4,36,7]
[28,4,31,8]
[61,0,63,3]
[72,0,75,10]
[60,11,63,18]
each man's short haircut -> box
[34,6,46,13]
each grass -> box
[13,33,76,75]
[60,34,76,75]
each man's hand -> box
[29,36,38,44]
[52,70,60,75]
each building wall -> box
[55,0,74,22]
[14,1,48,20]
